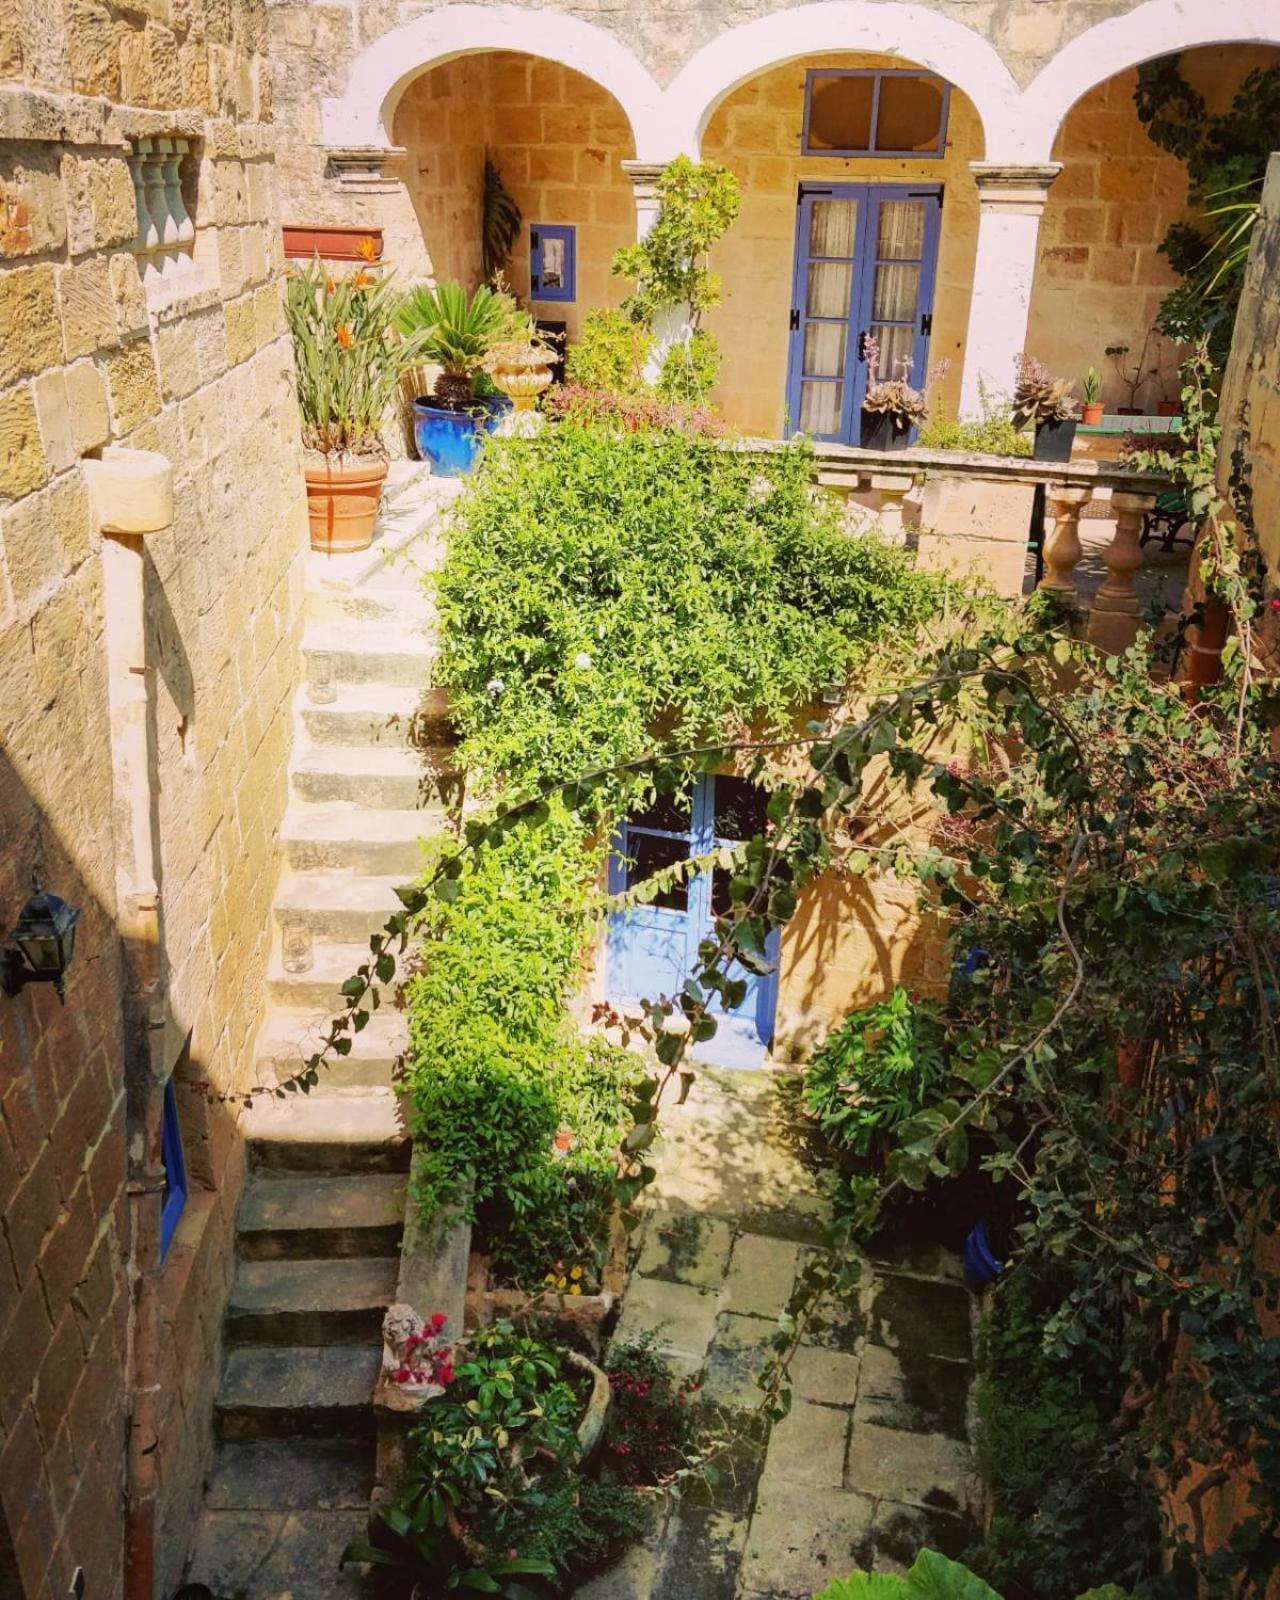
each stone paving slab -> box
[844,1422,971,1515]
[865,1273,972,1364]
[854,1343,969,1440]
[637,1211,735,1288]
[757,1401,849,1490]
[702,1312,780,1411]
[188,1508,372,1599]
[868,1499,980,1573]
[722,1232,802,1317]
[611,1272,722,1377]
[787,1342,862,1407]
[740,1482,875,1597]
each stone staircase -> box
[186,467,460,1597]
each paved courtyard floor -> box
[582,1067,978,1600]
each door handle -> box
[789,308,799,331]
[857,331,869,362]
[920,312,933,336]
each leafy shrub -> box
[433,425,947,792]
[656,328,721,405]
[542,381,724,436]
[963,1262,1159,1599]
[564,307,650,396]
[602,1333,704,1486]
[804,988,947,1166]
[813,1548,1133,1599]
[405,808,640,1282]
[917,388,1031,458]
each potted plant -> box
[859,338,928,451]
[397,282,524,476]
[1080,365,1104,426]
[286,255,425,554]
[484,334,558,437]
[1106,329,1155,414]
[1013,353,1079,462]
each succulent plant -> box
[861,338,929,425]
[1012,353,1078,428]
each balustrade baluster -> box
[1086,490,1159,653]
[1039,483,1091,599]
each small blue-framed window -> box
[530,224,576,302]
[159,1077,188,1258]
[802,70,950,158]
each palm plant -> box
[286,258,425,456]
[396,282,523,409]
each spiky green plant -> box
[285,257,425,457]
[482,157,521,279]
[396,282,525,408]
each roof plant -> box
[396,280,525,409]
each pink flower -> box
[431,1312,448,1331]
[1269,597,1280,613]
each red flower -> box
[431,1312,448,1331]
[1270,597,1280,613]
[393,1366,411,1383]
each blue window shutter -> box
[159,1077,188,1258]
[530,223,576,303]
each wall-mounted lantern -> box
[2,891,81,1002]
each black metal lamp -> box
[2,891,81,1002]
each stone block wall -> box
[1026,47,1280,409]
[0,1,306,1593]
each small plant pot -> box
[411,397,509,477]
[1116,405,1143,416]
[304,454,388,554]
[1032,417,1078,462]
[1157,400,1180,417]
[963,1219,1003,1290]
[1080,402,1104,426]
[859,410,910,452]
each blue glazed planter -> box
[411,396,510,477]
[964,1219,1003,1289]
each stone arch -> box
[1009,0,1280,161]
[321,2,666,156]
[662,1,1019,157]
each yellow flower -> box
[556,1276,567,1290]
[569,1266,583,1281]
[544,1272,556,1285]
[569,1284,582,1296]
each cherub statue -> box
[381,1302,454,1398]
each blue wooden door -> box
[785,184,942,443]
[608,776,779,1067]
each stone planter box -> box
[464,1210,630,1357]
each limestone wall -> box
[0,1,306,1592]
[1025,47,1280,411]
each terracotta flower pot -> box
[1157,400,1180,417]
[1081,402,1104,426]
[304,454,388,554]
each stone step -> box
[255,1006,407,1092]
[227,1256,400,1345]
[306,581,436,626]
[202,1439,373,1511]
[281,804,436,876]
[238,1171,407,1261]
[303,620,435,687]
[246,1089,409,1174]
[216,1344,381,1442]
[290,744,435,809]
[299,682,453,750]
[274,872,413,944]
[265,938,405,1011]
[187,1505,374,1599]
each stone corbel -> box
[324,145,406,193]
[969,162,1063,217]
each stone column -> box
[1087,490,1158,652]
[621,159,693,385]
[959,164,1061,416]
[1039,483,1091,599]
[869,471,915,546]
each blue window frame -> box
[606,776,780,1068]
[530,224,576,302]
[785,182,942,444]
[159,1077,187,1258]
[802,69,950,159]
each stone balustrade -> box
[127,136,201,293]
[805,441,1173,651]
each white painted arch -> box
[1007,0,1280,162]
[663,1,1021,157]
[320,3,666,155]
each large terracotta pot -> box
[304,454,388,554]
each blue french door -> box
[785,184,942,443]
[607,776,780,1068]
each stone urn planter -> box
[304,453,388,554]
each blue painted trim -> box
[801,68,950,159]
[530,223,576,303]
[785,183,942,445]
[160,1077,187,1259]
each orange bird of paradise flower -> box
[335,324,353,350]
[355,236,379,262]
